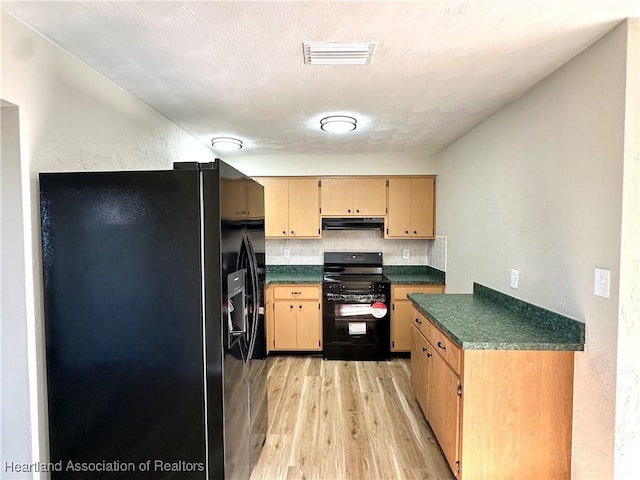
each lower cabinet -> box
[410,309,574,479]
[411,324,461,476]
[267,284,322,351]
[391,284,444,352]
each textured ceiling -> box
[3,1,639,156]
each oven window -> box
[326,295,388,344]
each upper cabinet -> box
[220,178,265,219]
[386,177,435,239]
[257,175,435,239]
[320,178,387,216]
[258,177,320,238]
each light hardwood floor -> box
[251,356,454,480]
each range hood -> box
[322,217,385,230]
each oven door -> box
[322,288,390,345]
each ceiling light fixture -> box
[320,115,357,134]
[211,137,243,151]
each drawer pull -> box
[437,341,446,350]
[414,318,422,324]
[291,291,302,296]
[422,346,427,352]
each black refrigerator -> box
[39,160,267,479]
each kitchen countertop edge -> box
[408,285,585,352]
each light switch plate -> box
[594,268,610,298]
[283,249,290,258]
[510,269,519,289]
[402,249,410,259]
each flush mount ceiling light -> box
[211,137,243,151]
[320,116,357,134]
[303,42,377,65]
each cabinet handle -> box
[413,230,417,234]
[427,352,432,358]
[291,230,295,235]
[291,291,302,296]
[437,341,446,350]
[405,230,409,234]
[282,230,287,234]
[347,209,351,213]
[298,305,302,309]
[422,347,427,352]
[290,305,294,309]
[356,209,360,213]
[414,318,422,324]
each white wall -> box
[436,20,634,479]
[1,12,216,476]
[613,18,640,480]
[224,152,437,176]
[1,102,32,478]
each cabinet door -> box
[410,326,430,415]
[386,178,412,237]
[288,179,320,237]
[261,178,289,238]
[353,178,387,216]
[320,178,353,215]
[428,349,461,474]
[296,302,321,350]
[410,177,435,238]
[392,299,413,352]
[273,302,298,350]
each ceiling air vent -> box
[303,42,376,65]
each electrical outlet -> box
[594,268,610,298]
[402,249,410,259]
[510,269,519,289]
[283,249,290,258]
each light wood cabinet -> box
[410,326,430,413]
[410,308,574,479]
[386,177,435,238]
[320,177,387,216]
[270,284,322,351]
[258,178,320,238]
[220,177,264,219]
[391,284,444,352]
[427,346,461,475]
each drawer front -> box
[273,285,320,300]
[411,308,431,340]
[393,284,444,300]
[429,324,461,375]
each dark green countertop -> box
[265,265,445,285]
[383,266,445,285]
[265,265,323,284]
[408,283,585,351]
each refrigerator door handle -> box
[244,233,260,362]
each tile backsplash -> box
[266,230,447,270]
[427,235,447,271]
